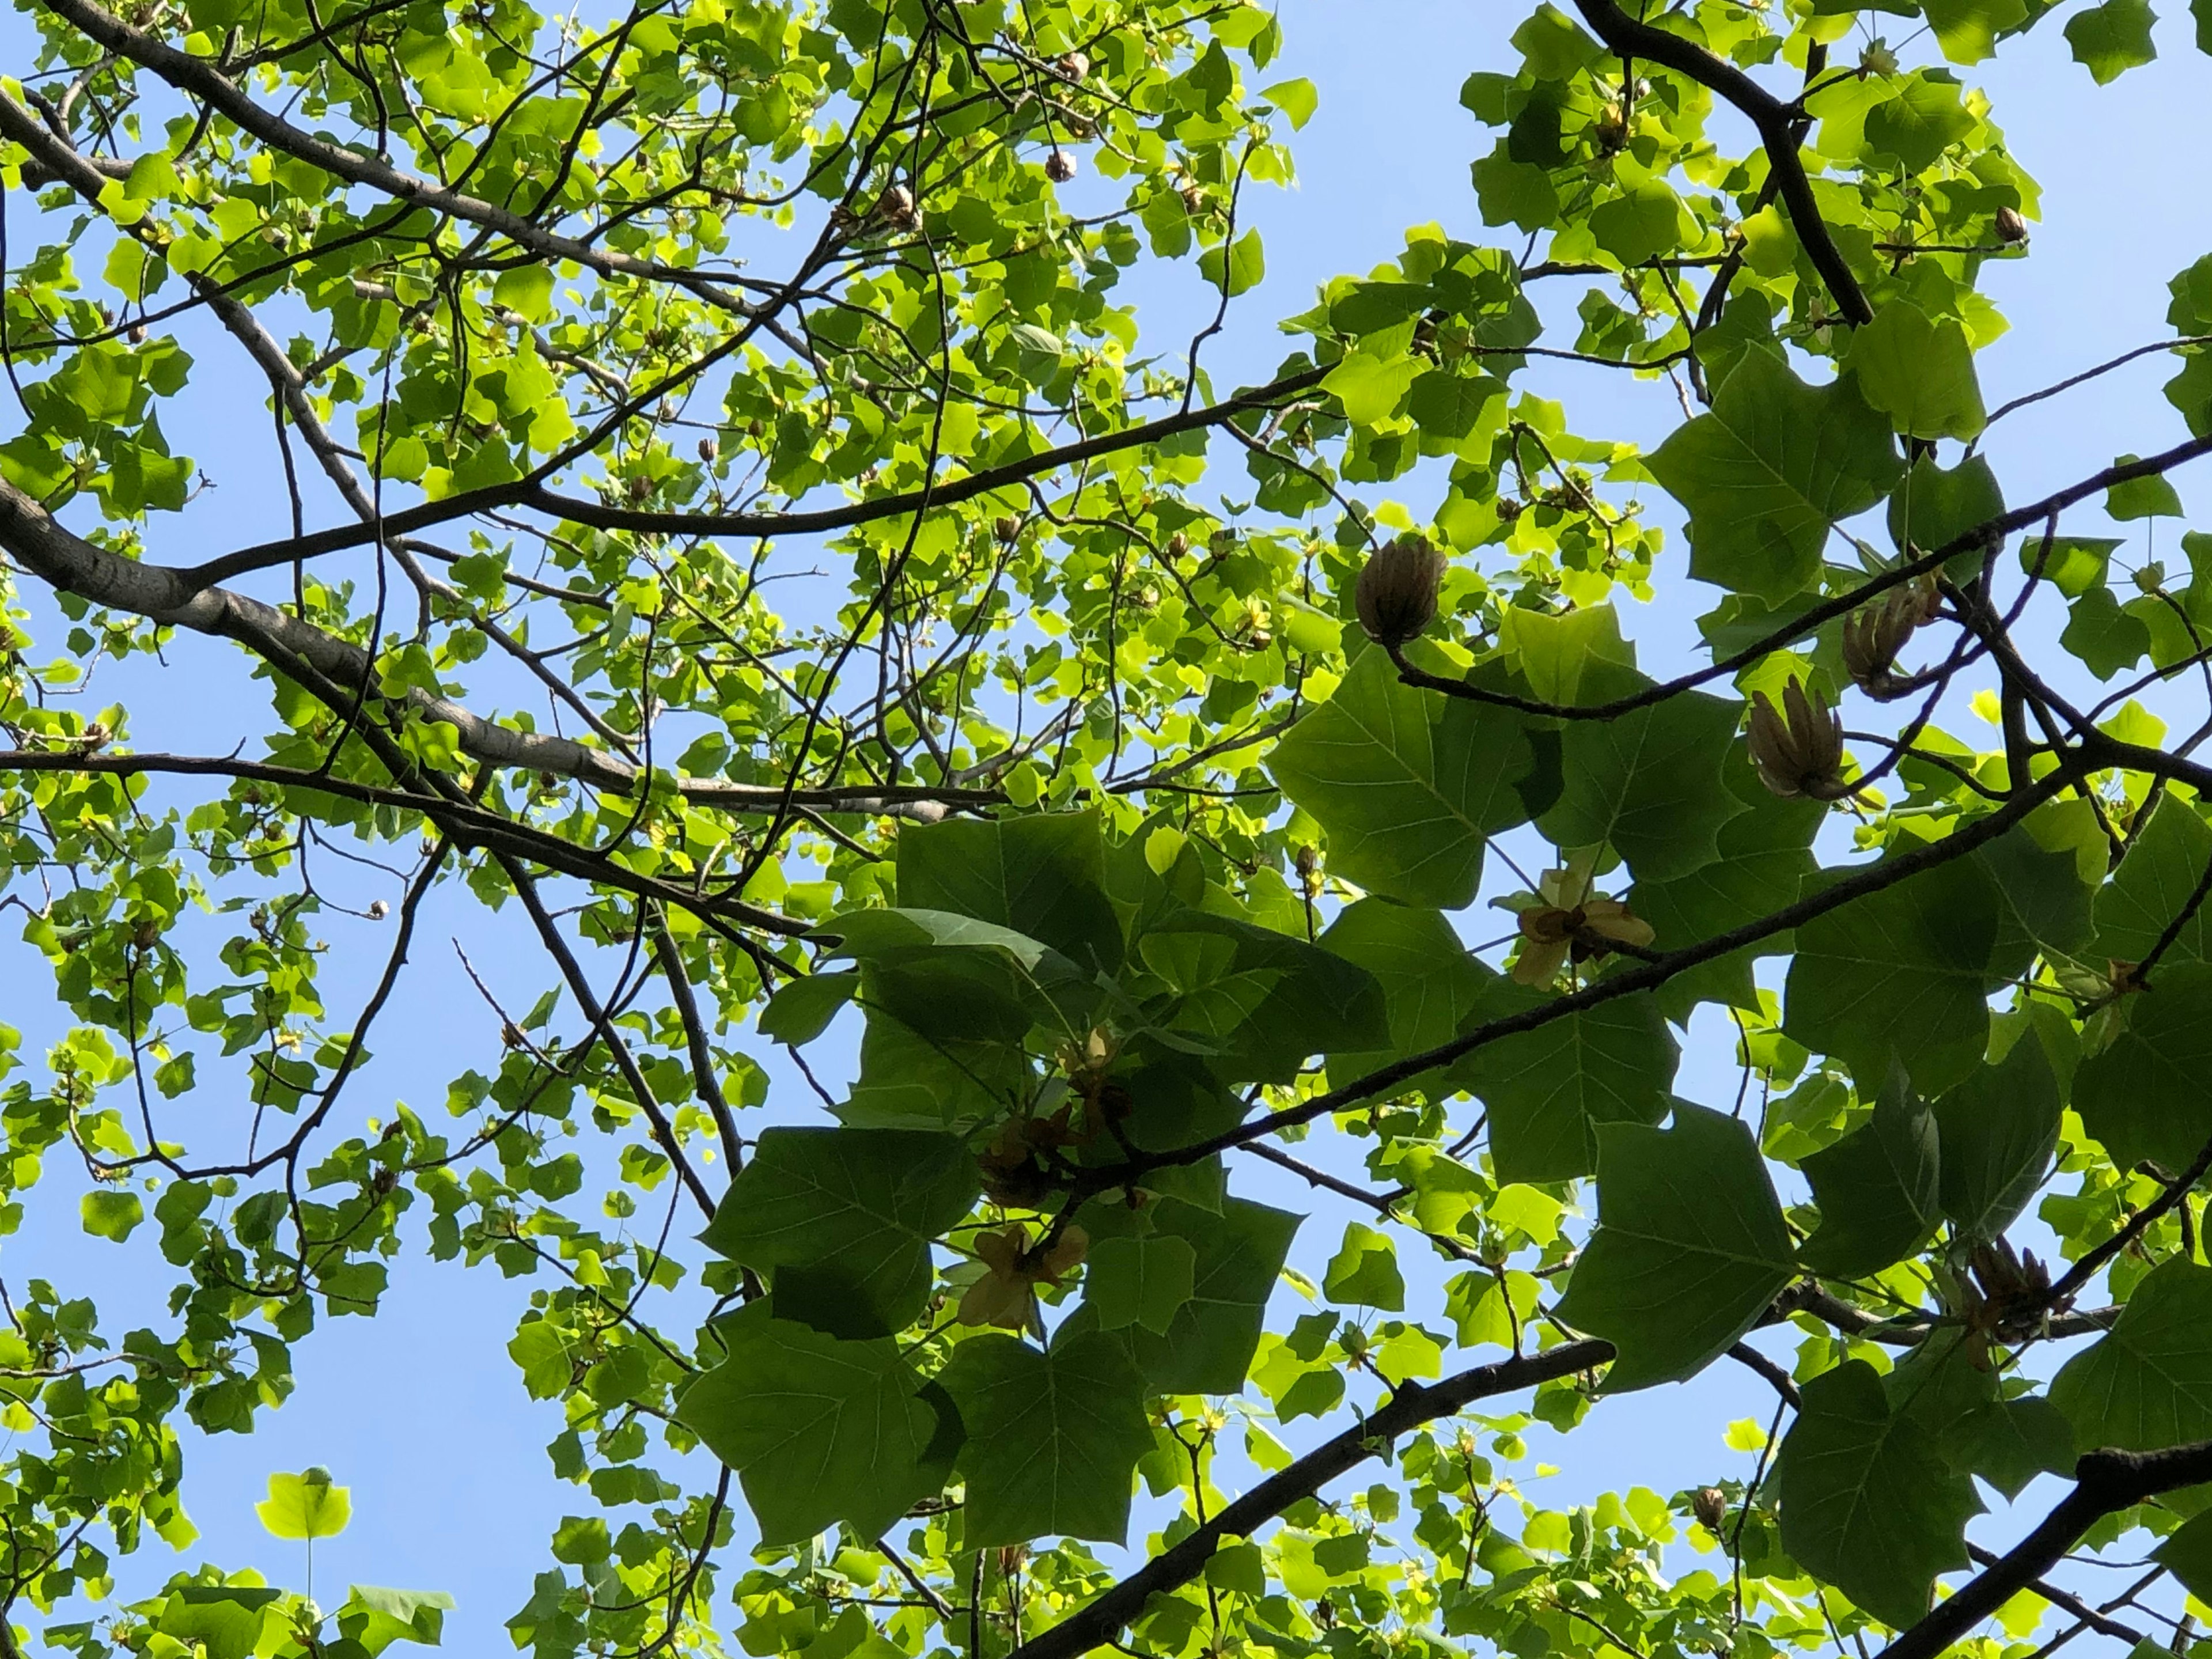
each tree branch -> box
[1878,1440,2212,1659]
[1003,1341,1613,1659]
[1569,0,1872,326]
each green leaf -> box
[2097,797,2212,966]
[700,1128,979,1338]
[2067,0,2158,82]
[1922,0,2029,61]
[2154,1509,2212,1600]
[895,810,1124,972]
[1085,1235,1197,1334]
[2051,1257,2212,1449]
[1259,78,1317,128]
[1080,1196,1301,1393]
[675,1305,945,1543]
[2020,532,2121,599]
[337,1587,457,1656]
[1628,744,1824,1018]
[2072,961,2212,1172]
[1589,179,1683,268]
[1142,910,1387,1082]
[80,1190,143,1243]
[1554,1105,1796,1390]
[1319,899,1494,1093]
[1268,646,1534,909]
[1935,1036,2063,1242]
[2107,455,2186,520]
[1323,1222,1405,1311]
[759,971,859,1045]
[2063,585,2152,679]
[1863,76,1978,170]
[1891,453,2004,558]
[942,1332,1153,1546]
[1797,1064,1941,1278]
[1647,351,1903,602]
[1199,228,1266,298]
[156,1590,282,1659]
[256,1468,352,1540]
[1849,304,1984,441]
[1536,678,1748,879]
[1783,852,2002,1096]
[1773,1359,1982,1627]
[1450,986,1678,1184]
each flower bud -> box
[1995,204,2028,244]
[1355,534,1445,647]
[1692,1486,1729,1532]
[1747,679,1853,800]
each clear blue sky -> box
[3,0,2211,1647]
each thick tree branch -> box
[1004,1340,1613,1659]
[1569,0,1872,326]
[1878,1440,2212,1659]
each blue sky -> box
[5,0,2212,1647]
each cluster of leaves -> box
[10,0,2212,1654]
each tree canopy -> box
[5,0,2212,1656]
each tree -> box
[6,0,2212,1652]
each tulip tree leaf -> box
[2074,964,2212,1185]
[1783,853,2002,1096]
[1796,1066,1941,1278]
[1535,677,1749,880]
[2094,796,2212,968]
[1268,646,1535,909]
[2066,0,2158,84]
[1450,984,1679,1183]
[256,1471,351,1541]
[1849,302,1986,441]
[1319,899,1495,1093]
[1085,1235,1197,1334]
[701,1128,980,1339]
[2154,1510,2212,1601]
[941,1332,1153,1546]
[1081,1196,1302,1394]
[676,1305,946,1543]
[1935,1036,2062,1243]
[1555,1104,1796,1390]
[1774,1359,1982,1628]
[1628,743,1824,1017]
[895,810,1125,972]
[2051,1257,2212,1450]
[1646,350,1904,602]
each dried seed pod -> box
[366,899,390,921]
[1055,50,1089,80]
[1165,531,1189,558]
[1692,1487,1729,1532]
[697,437,716,461]
[1747,679,1853,800]
[1995,204,2028,244]
[1354,534,1445,647]
[1842,575,1940,694]
[874,183,921,233]
[994,514,1022,543]
[1044,148,1078,183]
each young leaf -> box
[256,1468,352,1541]
[1554,1105,1796,1389]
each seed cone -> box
[1842,575,1941,695]
[1355,535,1445,647]
[1747,678,1854,800]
